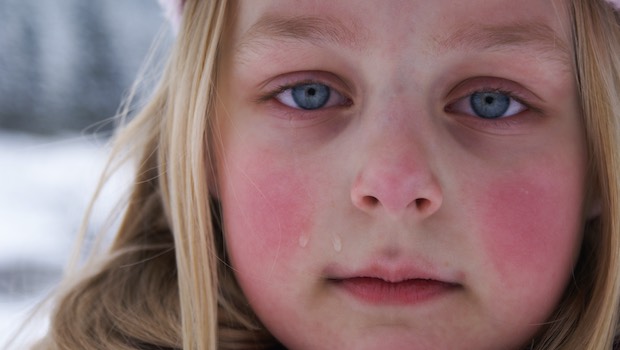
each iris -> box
[291,83,331,110]
[470,92,510,119]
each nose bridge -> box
[351,94,442,217]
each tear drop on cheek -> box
[332,235,342,253]
[298,235,309,248]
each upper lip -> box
[323,261,461,285]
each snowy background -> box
[0,132,116,346]
[0,1,166,346]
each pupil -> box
[470,92,510,119]
[291,83,330,110]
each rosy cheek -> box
[479,175,583,292]
[220,150,315,265]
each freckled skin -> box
[214,0,587,349]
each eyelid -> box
[446,89,527,119]
[445,77,542,115]
[256,71,353,105]
[276,83,349,110]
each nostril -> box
[351,171,442,216]
[415,198,431,212]
[362,196,380,207]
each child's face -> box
[215,0,587,349]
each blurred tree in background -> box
[0,0,165,135]
[0,3,167,325]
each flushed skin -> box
[214,0,589,349]
[22,0,620,349]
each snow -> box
[0,131,129,346]
[0,0,164,346]
[0,298,49,349]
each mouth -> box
[329,277,460,305]
[325,264,462,305]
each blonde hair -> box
[31,0,620,349]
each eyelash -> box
[443,75,547,132]
[446,88,533,118]
[259,81,351,110]
[259,77,539,125]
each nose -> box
[350,114,443,219]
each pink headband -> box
[158,0,185,33]
[157,0,620,33]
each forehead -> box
[226,0,572,64]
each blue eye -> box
[291,84,330,110]
[448,90,527,119]
[470,92,511,119]
[275,83,348,110]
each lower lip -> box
[332,277,459,305]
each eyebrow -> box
[236,15,571,68]
[236,14,366,54]
[435,21,571,66]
